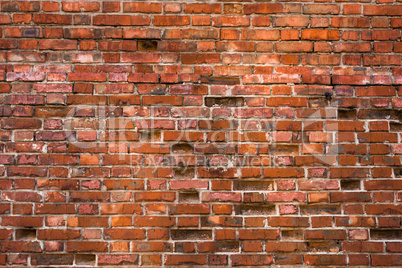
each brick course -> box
[0,0,401,267]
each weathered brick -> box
[0,0,400,265]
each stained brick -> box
[0,1,400,266]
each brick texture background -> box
[0,0,401,267]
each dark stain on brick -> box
[150,86,166,95]
[235,205,276,215]
[233,181,274,191]
[101,107,123,117]
[201,76,240,85]
[16,229,36,240]
[309,98,329,107]
[2,2,20,12]
[74,15,91,25]
[300,204,341,215]
[215,241,239,252]
[172,143,193,154]
[371,230,402,240]
[390,122,402,131]
[22,28,41,38]
[138,40,159,51]
[31,254,74,265]
[139,131,161,142]
[174,166,195,179]
[282,230,304,241]
[205,97,244,107]
[179,192,199,203]
[202,216,242,227]
[394,168,402,177]
[171,230,212,240]
[358,109,401,120]
[338,109,356,119]
[341,180,360,190]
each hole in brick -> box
[201,76,240,85]
[138,40,158,51]
[75,255,96,266]
[172,143,193,154]
[179,192,199,203]
[15,229,36,240]
[341,180,360,190]
[174,167,195,179]
[205,97,245,107]
[139,131,161,142]
[235,205,275,215]
[394,168,402,177]
[324,92,333,100]
[390,122,402,132]
[171,230,212,240]
[371,230,402,240]
[282,230,304,241]
[338,109,356,120]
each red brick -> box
[93,15,150,26]
[232,255,273,266]
[244,4,283,14]
[0,241,42,253]
[0,0,400,264]
[154,16,190,26]
[62,1,99,12]
[66,242,107,252]
[304,255,346,266]
[39,40,77,50]
[276,42,313,52]
[123,3,162,13]
[372,255,402,266]
[184,4,221,14]
[98,254,138,265]
[33,14,72,24]
[303,4,340,14]
[364,5,402,16]
[165,255,207,266]
[364,55,401,66]
[302,30,340,40]
[275,17,309,27]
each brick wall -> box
[0,0,401,267]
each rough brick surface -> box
[0,0,401,267]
